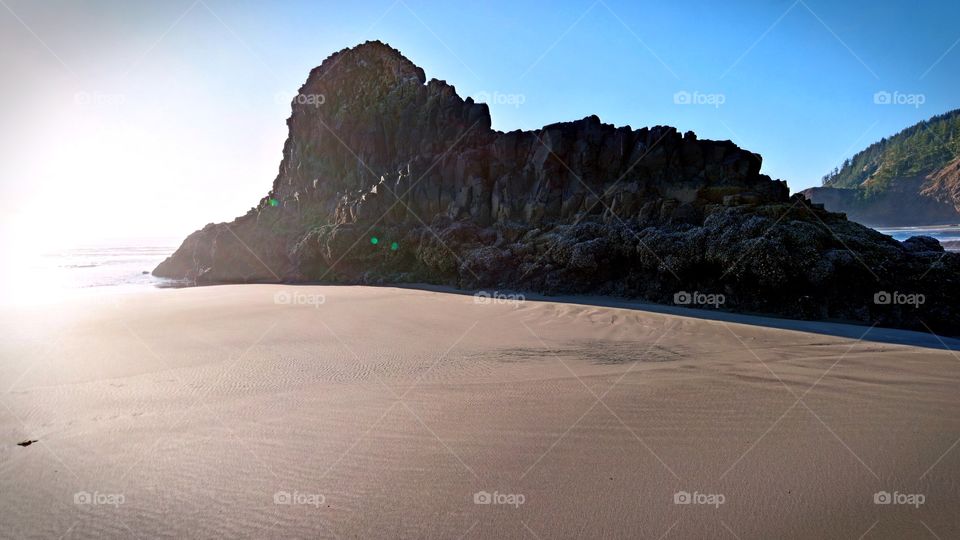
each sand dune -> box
[1,285,959,538]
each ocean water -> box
[0,239,180,304]
[44,244,178,288]
[875,225,960,250]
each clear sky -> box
[1,0,959,248]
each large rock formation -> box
[155,41,960,335]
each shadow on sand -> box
[383,283,960,352]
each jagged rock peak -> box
[305,40,427,90]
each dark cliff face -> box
[155,41,960,335]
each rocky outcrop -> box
[155,41,960,335]
[922,157,960,213]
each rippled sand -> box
[1,285,959,539]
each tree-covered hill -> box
[804,109,960,226]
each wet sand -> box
[1,285,959,538]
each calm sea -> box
[0,239,180,304]
[874,225,960,251]
[46,243,178,288]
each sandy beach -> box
[2,284,959,539]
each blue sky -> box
[1,0,959,243]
